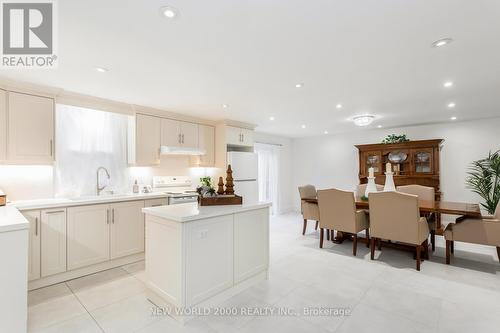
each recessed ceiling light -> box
[352,115,375,127]
[160,6,178,19]
[301,124,306,129]
[432,38,453,48]
[451,116,457,120]
[222,104,228,109]
[377,125,383,128]
[295,83,303,88]
[336,104,343,109]
[95,67,108,73]
[324,130,328,134]
[447,102,456,108]
[443,81,454,88]
[269,116,275,121]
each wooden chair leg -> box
[365,229,370,248]
[497,246,500,262]
[302,219,307,235]
[377,238,382,251]
[319,228,324,248]
[331,230,334,241]
[370,238,376,260]
[315,221,319,230]
[353,234,358,256]
[416,245,422,271]
[446,240,451,264]
[450,241,454,254]
[430,230,436,252]
[326,229,330,241]
[423,240,429,260]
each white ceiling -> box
[2,0,500,137]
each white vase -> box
[384,172,396,192]
[365,176,378,197]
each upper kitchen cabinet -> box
[191,124,215,167]
[161,118,199,149]
[0,89,6,161]
[130,113,161,166]
[215,123,255,169]
[225,126,254,147]
[7,91,54,164]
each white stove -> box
[152,176,199,205]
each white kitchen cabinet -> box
[240,128,254,146]
[67,204,110,270]
[225,126,253,147]
[40,209,67,277]
[234,209,269,283]
[0,89,6,161]
[134,114,161,166]
[185,215,234,305]
[144,198,168,207]
[24,211,41,281]
[7,91,54,163]
[191,125,215,167]
[110,201,144,259]
[161,118,199,149]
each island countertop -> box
[142,202,271,222]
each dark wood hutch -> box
[355,139,444,200]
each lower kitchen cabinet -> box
[110,201,144,259]
[67,204,110,270]
[24,211,41,281]
[40,209,67,277]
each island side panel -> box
[145,215,184,307]
[185,215,234,306]
[234,207,270,284]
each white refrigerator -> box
[227,152,259,204]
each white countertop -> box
[0,206,29,233]
[10,192,171,211]
[142,202,272,222]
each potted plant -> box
[465,150,500,214]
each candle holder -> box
[365,176,378,197]
[384,171,396,192]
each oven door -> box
[168,195,198,205]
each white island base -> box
[142,202,271,323]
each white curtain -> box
[54,104,130,197]
[255,143,280,215]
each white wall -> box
[291,117,500,212]
[254,132,294,214]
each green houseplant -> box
[465,150,500,214]
[381,134,410,144]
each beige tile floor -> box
[28,213,500,333]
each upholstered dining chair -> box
[298,185,319,235]
[397,185,437,251]
[356,183,384,197]
[444,200,500,264]
[317,189,369,255]
[369,191,430,271]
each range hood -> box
[160,146,206,156]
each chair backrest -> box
[298,185,317,199]
[397,184,435,201]
[317,188,356,231]
[369,191,421,244]
[357,183,384,196]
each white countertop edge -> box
[142,202,272,222]
[0,206,29,233]
[10,193,171,211]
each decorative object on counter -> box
[196,177,217,198]
[133,180,139,194]
[217,177,225,195]
[0,189,6,206]
[383,162,396,192]
[365,167,378,197]
[143,185,152,193]
[200,177,213,188]
[225,164,235,195]
[465,150,500,214]
[382,134,410,144]
[198,194,243,206]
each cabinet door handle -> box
[181,134,184,144]
[178,134,181,144]
[112,208,115,224]
[242,133,244,142]
[106,209,110,224]
[152,204,162,207]
[45,210,64,214]
[35,217,38,236]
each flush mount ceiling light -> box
[295,83,303,88]
[222,104,228,109]
[352,115,375,127]
[432,38,453,48]
[443,81,454,88]
[95,67,108,73]
[324,130,329,134]
[160,6,179,19]
[450,116,457,120]
[269,116,275,121]
[336,104,343,109]
[377,125,383,128]
[301,124,306,129]
[447,102,456,108]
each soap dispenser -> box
[133,180,139,194]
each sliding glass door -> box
[254,143,280,215]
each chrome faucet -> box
[96,167,111,195]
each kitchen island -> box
[142,202,271,322]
